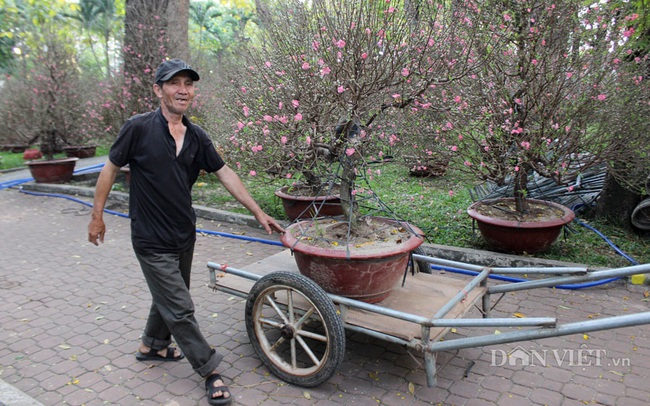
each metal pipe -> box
[432,268,491,320]
[428,312,650,353]
[488,264,650,294]
[412,254,588,275]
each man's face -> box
[154,72,196,116]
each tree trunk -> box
[593,172,643,230]
[166,0,190,61]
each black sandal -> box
[205,373,232,405]
[135,346,184,362]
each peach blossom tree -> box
[431,0,649,213]
[221,0,503,224]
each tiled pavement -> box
[1,162,650,405]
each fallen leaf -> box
[212,313,219,318]
[450,328,457,333]
[369,371,379,380]
[513,312,525,318]
[303,391,311,400]
[583,334,589,340]
[644,291,649,298]
[59,344,71,349]
[408,382,415,395]
[103,339,109,344]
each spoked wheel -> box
[244,271,345,387]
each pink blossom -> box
[294,113,303,121]
[451,145,458,152]
[302,62,310,70]
[292,100,300,108]
[264,61,272,68]
[458,134,463,140]
[286,173,292,179]
[346,148,356,156]
[567,185,575,192]
[503,13,512,22]
[484,146,490,152]
[243,106,250,117]
[278,102,283,110]
[623,28,635,38]
[320,66,331,76]
[566,72,573,79]
[392,93,401,99]
[386,7,396,13]
[335,39,346,48]
[361,52,368,60]
[237,121,245,130]
[251,145,263,153]
[278,116,288,124]
[454,96,461,103]
[249,170,257,176]
[281,136,288,144]
[337,85,346,93]
[597,94,607,101]
[532,59,538,65]
[514,166,520,172]
[520,141,531,150]
[445,122,453,130]
[263,115,273,122]
[306,136,312,145]
[312,41,320,51]
[448,190,455,197]
[464,160,472,167]
[401,68,409,76]
[241,87,247,93]
[428,37,435,47]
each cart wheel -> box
[413,247,431,274]
[244,271,345,387]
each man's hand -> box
[88,218,106,246]
[255,212,285,235]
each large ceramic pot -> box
[280,217,424,303]
[467,198,575,254]
[26,157,78,184]
[275,184,344,221]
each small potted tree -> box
[22,29,86,183]
[425,0,647,253]
[221,0,502,301]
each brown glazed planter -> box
[63,145,97,159]
[275,185,344,221]
[26,157,78,184]
[280,218,424,303]
[467,198,575,254]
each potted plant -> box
[21,29,88,183]
[421,0,646,253]
[221,0,501,301]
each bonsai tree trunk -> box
[340,154,359,225]
[514,164,531,213]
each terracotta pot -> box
[63,145,96,159]
[26,157,78,184]
[23,149,43,160]
[275,185,344,221]
[467,198,575,254]
[280,218,424,303]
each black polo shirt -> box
[109,108,225,253]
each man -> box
[88,58,284,405]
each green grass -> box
[190,160,650,268]
[0,151,29,170]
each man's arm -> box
[215,165,285,235]
[88,161,121,245]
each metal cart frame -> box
[208,251,650,388]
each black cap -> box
[155,59,200,83]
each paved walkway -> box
[1,160,650,405]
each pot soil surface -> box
[285,183,341,197]
[474,199,566,223]
[294,217,413,254]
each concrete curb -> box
[0,379,44,406]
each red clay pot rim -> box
[281,217,424,260]
[275,185,340,202]
[467,198,575,229]
[25,157,79,165]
